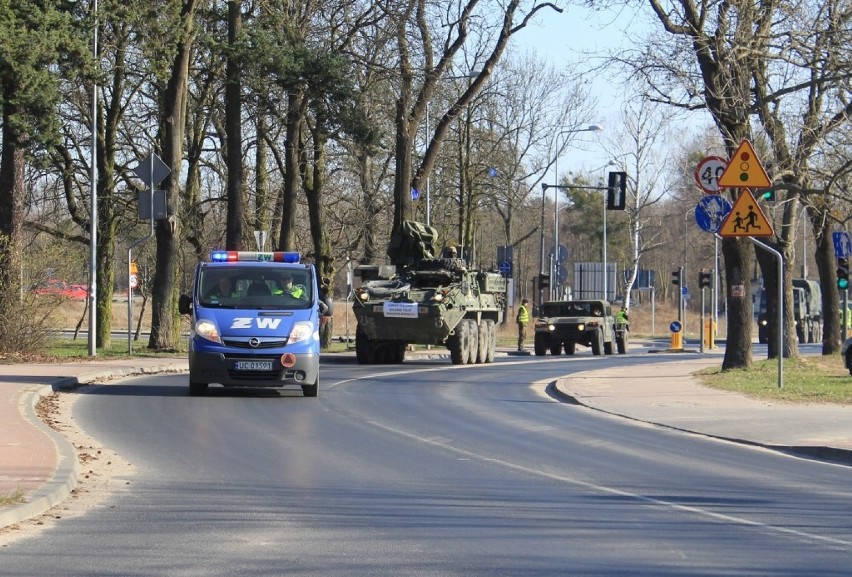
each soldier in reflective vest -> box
[516,298,530,351]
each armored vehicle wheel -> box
[565,342,575,355]
[355,326,375,364]
[391,342,406,364]
[476,320,489,363]
[550,342,562,355]
[189,380,208,396]
[534,333,547,356]
[616,331,629,354]
[466,319,478,364]
[484,320,496,363]
[604,340,613,355]
[591,329,604,356]
[449,321,470,364]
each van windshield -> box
[198,267,312,310]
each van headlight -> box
[288,321,314,344]
[195,319,222,344]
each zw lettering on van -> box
[230,318,283,330]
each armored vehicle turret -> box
[352,221,507,364]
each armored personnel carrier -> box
[352,220,507,364]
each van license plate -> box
[235,360,273,371]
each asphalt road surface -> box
[3,349,852,575]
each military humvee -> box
[533,299,627,356]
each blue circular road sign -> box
[695,196,733,233]
[669,320,682,333]
[498,261,512,277]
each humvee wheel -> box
[534,333,547,356]
[591,329,604,356]
[616,331,628,354]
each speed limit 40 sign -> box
[694,156,727,194]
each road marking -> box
[365,419,852,550]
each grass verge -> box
[0,488,25,507]
[697,354,852,404]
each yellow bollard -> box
[670,331,683,350]
[703,319,716,348]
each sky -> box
[508,3,706,178]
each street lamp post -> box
[600,160,617,300]
[551,125,603,299]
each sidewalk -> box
[3,348,852,530]
[0,358,188,528]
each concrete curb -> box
[549,379,852,466]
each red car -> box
[31,279,89,300]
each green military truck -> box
[533,299,628,356]
[352,221,507,365]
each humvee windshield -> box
[541,302,600,317]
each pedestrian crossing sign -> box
[717,139,772,188]
[718,189,774,237]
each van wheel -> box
[189,380,208,396]
[302,377,319,397]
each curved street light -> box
[547,124,603,300]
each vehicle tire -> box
[355,326,375,364]
[534,333,547,356]
[604,340,614,355]
[484,320,496,363]
[302,375,319,397]
[550,342,562,355]
[565,342,575,355]
[476,320,489,363]
[189,380,208,396]
[591,329,603,356]
[392,342,407,364]
[616,331,629,354]
[466,319,478,364]
[797,325,806,344]
[449,321,469,365]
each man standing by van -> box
[516,298,530,352]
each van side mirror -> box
[178,294,192,315]
[318,299,330,317]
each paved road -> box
[3,349,852,575]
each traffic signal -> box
[699,269,712,289]
[539,273,550,290]
[759,189,776,201]
[838,258,849,290]
[607,171,627,210]
[671,268,682,287]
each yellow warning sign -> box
[717,140,771,188]
[718,189,774,237]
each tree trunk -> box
[814,216,841,354]
[721,237,753,370]
[278,90,304,251]
[149,0,197,351]
[0,110,25,345]
[225,0,244,251]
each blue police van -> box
[178,250,329,397]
